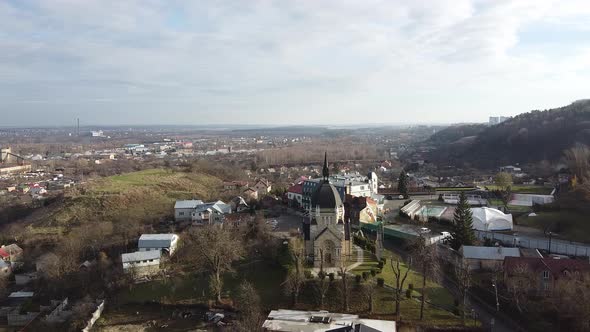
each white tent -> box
[471,207,513,231]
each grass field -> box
[351,250,464,325]
[517,210,590,243]
[484,185,554,195]
[45,169,222,227]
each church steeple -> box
[322,152,329,182]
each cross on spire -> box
[322,152,329,182]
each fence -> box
[82,300,105,332]
[475,230,590,257]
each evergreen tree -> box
[397,169,409,197]
[449,191,476,250]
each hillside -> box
[427,124,487,145]
[428,101,590,167]
[44,169,222,228]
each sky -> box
[1,0,590,127]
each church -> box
[303,153,352,268]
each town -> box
[1,103,590,332]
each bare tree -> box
[339,264,351,312]
[361,277,378,314]
[313,274,331,309]
[563,145,590,183]
[454,260,472,325]
[411,237,440,320]
[183,225,244,303]
[284,238,305,307]
[391,255,412,320]
[505,263,534,313]
[235,281,264,332]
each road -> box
[383,240,522,332]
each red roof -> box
[505,257,590,277]
[287,183,303,195]
[0,248,9,259]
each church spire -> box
[322,152,329,182]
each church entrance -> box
[323,240,335,267]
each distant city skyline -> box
[1,0,589,126]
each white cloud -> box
[0,0,589,125]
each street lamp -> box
[491,279,500,312]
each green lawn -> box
[485,185,553,195]
[351,250,461,325]
[117,260,288,309]
[517,210,590,243]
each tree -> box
[411,237,440,320]
[183,225,244,303]
[235,281,264,332]
[391,256,412,320]
[397,169,409,197]
[454,260,472,326]
[505,263,533,313]
[284,238,305,306]
[563,145,590,183]
[449,191,476,250]
[494,172,513,191]
[339,264,351,312]
[361,277,378,314]
[313,274,331,309]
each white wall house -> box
[174,200,203,222]
[121,250,161,276]
[138,234,179,255]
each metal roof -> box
[174,200,203,209]
[460,246,520,260]
[138,234,178,249]
[262,310,396,332]
[121,250,161,263]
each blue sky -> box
[1,0,590,126]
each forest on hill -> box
[428,100,590,168]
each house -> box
[344,195,378,226]
[230,196,249,213]
[0,259,11,278]
[223,180,249,190]
[504,256,590,295]
[121,250,161,276]
[191,201,232,225]
[174,199,204,222]
[243,187,259,200]
[262,309,396,332]
[253,179,272,196]
[499,165,522,173]
[138,234,179,255]
[459,246,520,271]
[0,244,24,263]
[287,182,303,208]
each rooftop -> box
[121,250,161,263]
[262,309,396,332]
[460,246,521,260]
[174,200,204,209]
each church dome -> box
[311,181,342,209]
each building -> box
[471,207,513,231]
[504,256,590,295]
[253,179,272,196]
[121,250,161,276]
[302,172,378,210]
[174,199,204,222]
[262,309,396,332]
[138,234,179,255]
[0,244,24,263]
[191,200,232,225]
[499,165,522,173]
[303,154,352,268]
[344,195,379,226]
[287,182,304,208]
[489,116,510,126]
[459,246,520,271]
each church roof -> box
[315,225,343,241]
[311,182,343,209]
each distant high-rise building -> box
[489,116,510,126]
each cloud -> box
[0,0,589,125]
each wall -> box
[82,300,105,332]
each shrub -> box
[355,275,362,284]
[318,271,326,280]
[408,283,414,290]
[377,278,384,287]
[362,272,369,280]
[377,261,384,269]
[370,269,377,277]
[406,289,412,298]
[304,270,313,279]
[380,257,387,265]
[329,273,335,281]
